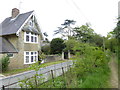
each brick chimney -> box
[11,8,20,18]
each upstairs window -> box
[24,32,38,43]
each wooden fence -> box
[0,60,73,89]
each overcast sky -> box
[0,0,119,40]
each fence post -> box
[2,85,5,90]
[69,65,71,72]
[51,70,55,87]
[62,67,64,76]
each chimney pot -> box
[12,8,19,18]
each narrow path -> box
[108,55,118,88]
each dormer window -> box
[29,20,33,26]
[29,15,34,27]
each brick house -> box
[0,8,43,70]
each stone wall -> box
[44,55,62,63]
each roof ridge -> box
[20,10,34,15]
[0,10,34,36]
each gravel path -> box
[108,55,118,88]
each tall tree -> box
[54,19,76,39]
[43,32,49,43]
[73,24,94,43]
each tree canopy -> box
[73,24,94,43]
[54,19,76,39]
[50,38,65,54]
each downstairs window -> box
[24,51,38,64]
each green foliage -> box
[65,38,76,50]
[114,20,120,41]
[50,38,65,54]
[19,61,44,88]
[72,43,110,78]
[105,37,117,53]
[34,42,111,88]
[38,52,46,64]
[0,56,10,72]
[41,44,50,55]
[74,24,94,43]
[19,38,111,88]
[113,20,120,60]
[72,42,110,88]
[79,67,110,88]
[73,24,105,48]
[90,34,104,47]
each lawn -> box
[2,60,68,76]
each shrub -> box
[0,56,10,72]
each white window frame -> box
[24,51,38,64]
[24,32,38,43]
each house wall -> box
[4,31,41,70]
[0,54,5,59]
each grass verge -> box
[2,60,68,76]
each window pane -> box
[35,56,37,61]
[7,53,13,57]
[26,56,29,63]
[26,35,29,41]
[35,37,37,42]
[31,36,34,42]
[31,52,33,55]
[31,56,34,62]
[26,52,29,55]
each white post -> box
[68,50,70,59]
[62,51,64,60]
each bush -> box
[0,56,10,72]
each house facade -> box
[0,8,43,70]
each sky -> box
[0,0,119,40]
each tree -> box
[64,38,78,54]
[114,20,120,41]
[105,37,117,53]
[43,32,49,43]
[90,34,104,47]
[54,19,76,39]
[41,44,50,55]
[73,24,94,43]
[113,19,120,60]
[50,38,65,54]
